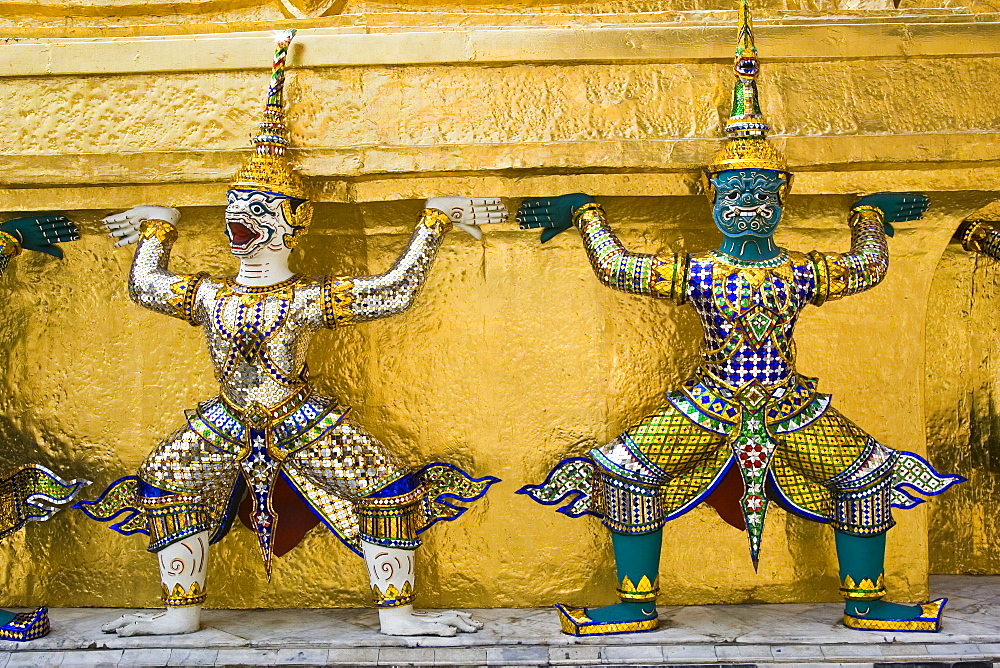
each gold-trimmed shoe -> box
[554,603,658,636]
[0,607,50,641]
[843,598,947,633]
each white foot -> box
[101,607,201,636]
[378,606,483,636]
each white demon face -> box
[225,190,294,258]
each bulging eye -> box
[756,193,769,201]
[726,191,739,200]
[249,202,269,216]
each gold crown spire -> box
[230,30,312,244]
[705,0,788,179]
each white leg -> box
[102,531,209,637]
[362,540,483,637]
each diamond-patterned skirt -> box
[594,403,875,523]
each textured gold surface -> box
[926,204,1000,575]
[0,7,997,608]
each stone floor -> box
[0,575,997,667]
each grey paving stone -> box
[433,647,489,665]
[760,664,874,668]
[378,646,436,665]
[601,644,664,662]
[874,662,992,668]
[547,645,603,664]
[275,648,332,665]
[59,650,124,667]
[661,645,718,662]
[215,648,281,666]
[769,644,825,660]
[166,648,219,666]
[329,648,378,665]
[979,643,1000,658]
[485,645,550,665]
[880,643,932,660]
[6,651,64,666]
[926,643,989,659]
[117,649,174,667]
[821,644,885,660]
[716,644,773,661]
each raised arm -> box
[517,194,686,303]
[320,197,505,328]
[0,214,79,277]
[104,206,207,326]
[808,194,928,306]
[960,220,1000,260]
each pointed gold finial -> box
[705,0,788,182]
[230,30,313,245]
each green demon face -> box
[709,169,786,238]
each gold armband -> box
[650,254,687,304]
[419,208,454,232]
[321,276,356,328]
[0,230,22,258]
[962,220,993,254]
[139,219,178,245]
[808,250,848,306]
[166,272,209,326]
[572,202,604,228]
[848,205,885,229]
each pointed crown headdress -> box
[703,0,791,199]
[230,29,313,246]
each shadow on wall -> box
[926,202,1000,575]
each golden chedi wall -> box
[1,0,998,609]
[926,202,1000,576]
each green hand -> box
[517,193,595,243]
[0,214,80,259]
[852,193,930,238]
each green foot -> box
[584,601,656,624]
[0,610,16,627]
[846,600,922,621]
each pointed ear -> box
[701,170,716,204]
[779,172,793,204]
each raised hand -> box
[852,193,930,238]
[425,197,507,241]
[0,214,79,258]
[103,206,180,248]
[517,193,595,243]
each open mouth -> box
[226,219,262,250]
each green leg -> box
[586,528,661,624]
[0,610,15,627]
[835,530,921,621]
